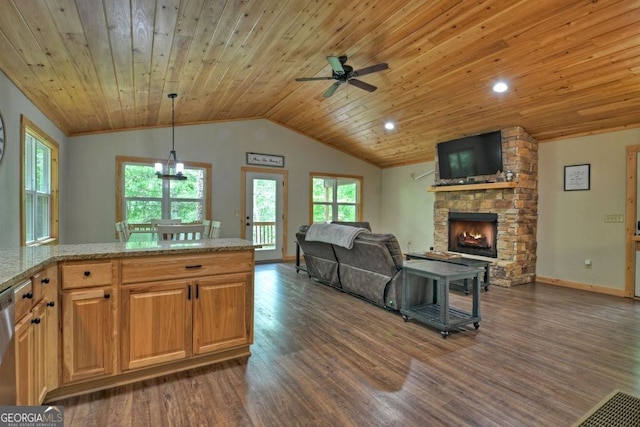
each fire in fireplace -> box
[448,212,498,258]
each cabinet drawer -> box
[31,263,58,304]
[14,279,34,321]
[62,261,113,289]
[121,251,253,284]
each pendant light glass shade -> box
[156,93,186,180]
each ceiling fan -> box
[295,55,389,97]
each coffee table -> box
[402,259,482,338]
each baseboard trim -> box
[44,346,251,402]
[536,276,627,297]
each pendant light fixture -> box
[155,93,186,180]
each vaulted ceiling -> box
[1,0,639,168]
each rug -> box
[573,390,640,427]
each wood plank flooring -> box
[53,262,640,426]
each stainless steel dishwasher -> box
[0,284,16,405]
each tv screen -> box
[436,131,503,180]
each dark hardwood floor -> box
[55,262,640,426]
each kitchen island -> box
[1,239,257,404]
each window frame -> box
[21,115,59,246]
[309,172,363,224]
[115,156,212,225]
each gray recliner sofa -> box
[295,223,428,310]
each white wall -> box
[381,162,436,253]
[537,128,640,291]
[64,119,382,254]
[0,70,67,248]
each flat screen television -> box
[436,131,503,180]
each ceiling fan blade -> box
[295,77,334,81]
[353,63,389,77]
[326,56,345,75]
[323,81,342,97]
[349,79,377,93]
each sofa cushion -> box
[353,233,404,269]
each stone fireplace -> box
[432,126,538,287]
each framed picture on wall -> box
[564,163,590,191]
[246,152,285,168]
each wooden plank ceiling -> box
[0,0,639,168]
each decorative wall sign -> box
[246,152,285,168]
[564,163,590,191]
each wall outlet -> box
[604,214,624,223]
[585,259,592,268]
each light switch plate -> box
[604,214,624,223]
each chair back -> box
[202,220,212,237]
[150,219,182,226]
[115,221,130,242]
[209,220,222,238]
[157,224,206,241]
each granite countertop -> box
[0,238,256,292]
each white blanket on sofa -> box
[305,223,370,249]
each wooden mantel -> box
[428,182,517,192]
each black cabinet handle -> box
[104,293,111,299]
[41,278,50,284]
[188,285,191,300]
[31,317,41,324]
[185,265,202,269]
[84,271,91,277]
[47,301,55,307]
[196,284,199,299]
[23,292,33,299]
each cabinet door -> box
[193,273,253,355]
[15,312,34,406]
[62,287,113,383]
[121,281,192,371]
[36,264,59,391]
[32,301,48,404]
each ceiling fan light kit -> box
[295,55,389,98]
[155,93,187,181]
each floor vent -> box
[573,390,640,427]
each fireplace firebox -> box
[448,212,498,258]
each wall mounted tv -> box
[436,131,503,180]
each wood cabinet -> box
[15,310,34,405]
[121,280,191,370]
[193,273,253,355]
[33,264,59,394]
[14,264,58,405]
[120,252,254,372]
[32,300,49,404]
[61,260,116,384]
[61,286,114,383]
[14,247,256,402]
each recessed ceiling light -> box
[492,81,509,93]
[384,122,395,130]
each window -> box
[310,173,362,223]
[21,116,59,245]
[116,156,211,226]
